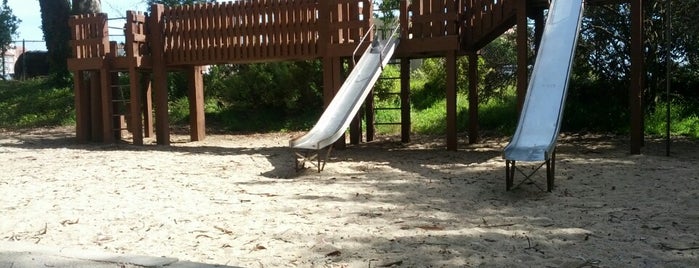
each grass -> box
[0,78,75,129]
[646,101,699,138]
[2,77,698,140]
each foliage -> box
[71,0,101,14]
[410,35,516,112]
[38,0,71,85]
[646,100,699,137]
[575,1,699,113]
[0,78,74,128]
[207,60,323,113]
[0,0,19,79]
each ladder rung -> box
[375,92,401,95]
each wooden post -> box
[446,50,458,151]
[365,86,375,142]
[74,71,90,143]
[468,51,479,144]
[188,66,206,141]
[99,67,114,143]
[150,4,170,145]
[129,67,144,145]
[630,0,644,154]
[332,57,346,149]
[533,8,545,55]
[516,0,528,113]
[141,73,154,138]
[349,59,362,145]
[400,57,411,143]
[90,73,102,142]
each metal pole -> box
[665,0,672,157]
[22,39,26,80]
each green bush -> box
[0,78,75,128]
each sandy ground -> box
[0,126,697,267]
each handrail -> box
[352,23,376,65]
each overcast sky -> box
[8,0,149,51]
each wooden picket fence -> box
[67,13,110,71]
[462,0,517,49]
[156,0,372,65]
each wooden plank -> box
[99,68,113,143]
[188,66,206,141]
[445,50,457,151]
[90,72,102,142]
[150,4,170,145]
[516,0,528,113]
[74,71,90,143]
[141,73,154,138]
[630,0,643,154]
[129,67,144,145]
[468,52,479,144]
[400,58,411,143]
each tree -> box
[0,0,19,79]
[71,0,101,14]
[39,0,71,84]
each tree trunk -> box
[38,0,71,81]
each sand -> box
[0,126,697,267]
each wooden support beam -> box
[129,67,144,145]
[74,71,90,143]
[90,73,102,142]
[322,56,346,149]
[629,0,644,154]
[349,59,362,145]
[532,8,545,55]
[332,57,346,149]
[365,86,375,142]
[446,50,458,151]
[99,69,114,143]
[400,57,411,143]
[188,66,206,142]
[150,4,170,145]
[141,73,154,138]
[516,0,529,113]
[468,52,479,144]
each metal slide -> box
[503,0,584,190]
[290,26,400,152]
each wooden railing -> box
[160,1,323,65]
[125,11,150,59]
[462,0,517,49]
[68,13,110,70]
[68,0,529,67]
[324,0,373,55]
[408,0,461,39]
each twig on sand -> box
[37,223,47,235]
[214,225,234,235]
[659,243,699,251]
[378,260,403,267]
[60,219,79,226]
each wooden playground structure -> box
[67,0,646,154]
